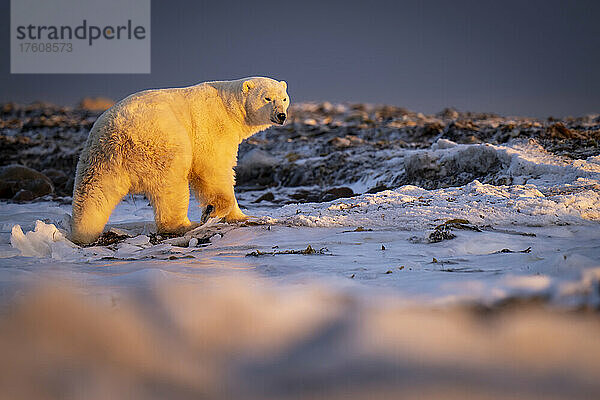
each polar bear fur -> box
[71,77,290,244]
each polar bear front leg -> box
[192,178,243,222]
[202,186,236,220]
[197,193,247,223]
[225,197,249,222]
[192,167,250,222]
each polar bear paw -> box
[225,208,250,223]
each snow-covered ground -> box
[3,139,599,307]
[2,107,600,398]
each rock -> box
[319,102,334,113]
[236,149,279,185]
[0,181,13,198]
[464,135,482,144]
[346,135,364,145]
[42,168,69,191]
[290,189,320,203]
[12,189,35,201]
[443,121,481,144]
[366,185,390,194]
[253,192,275,203]
[330,137,352,148]
[43,169,73,196]
[320,187,354,202]
[437,108,459,120]
[290,187,354,203]
[0,165,54,200]
[375,105,412,120]
[419,123,444,140]
[238,149,279,169]
[545,122,579,139]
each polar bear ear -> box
[242,80,256,94]
[280,80,287,89]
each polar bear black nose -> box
[276,113,286,123]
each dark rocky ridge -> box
[1,101,598,201]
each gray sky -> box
[1,0,599,117]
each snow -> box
[0,139,600,306]
[264,179,600,229]
[3,140,599,310]
[2,125,600,398]
[259,140,600,229]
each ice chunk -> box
[115,243,143,259]
[124,235,150,246]
[10,220,76,258]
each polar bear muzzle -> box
[272,112,286,125]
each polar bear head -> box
[242,77,290,126]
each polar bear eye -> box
[283,98,287,102]
[265,97,272,102]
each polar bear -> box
[71,77,290,245]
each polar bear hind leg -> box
[71,169,131,245]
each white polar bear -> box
[71,77,290,244]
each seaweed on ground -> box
[427,218,481,243]
[245,244,328,257]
